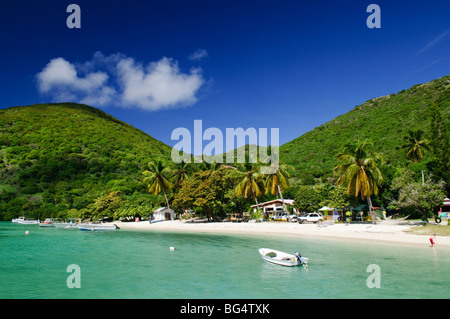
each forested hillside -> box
[1,74,449,221]
[0,103,172,220]
[280,75,450,182]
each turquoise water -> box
[1,221,449,299]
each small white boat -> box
[12,216,25,223]
[62,223,79,229]
[259,248,309,267]
[39,218,55,227]
[18,218,39,225]
[78,224,119,231]
[54,218,80,229]
[39,218,67,227]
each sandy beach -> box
[110,219,450,247]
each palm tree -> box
[170,161,189,189]
[143,160,173,208]
[333,141,383,224]
[200,160,220,174]
[401,129,431,163]
[262,163,292,214]
[235,162,265,212]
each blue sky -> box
[0,0,449,152]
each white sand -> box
[109,219,450,247]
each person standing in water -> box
[429,234,436,247]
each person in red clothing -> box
[429,234,436,247]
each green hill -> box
[0,103,172,220]
[1,75,449,220]
[280,74,450,181]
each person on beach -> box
[429,234,436,247]
[345,210,351,224]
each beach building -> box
[441,198,450,217]
[444,198,450,207]
[150,207,174,222]
[318,206,338,221]
[250,199,297,219]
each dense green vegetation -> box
[1,74,449,222]
[334,141,384,223]
[280,75,449,220]
[280,75,450,183]
[0,103,172,220]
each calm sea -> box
[1,221,449,299]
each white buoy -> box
[25,231,29,235]
[169,247,175,251]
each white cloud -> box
[118,57,203,110]
[36,53,205,110]
[36,57,116,106]
[37,58,78,92]
[188,49,209,61]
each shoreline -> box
[109,220,450,247]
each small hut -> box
[318,206,336,221]
[149,207,174,223]
[441,198,450,217]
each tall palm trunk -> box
[277,184,289,220]
[252,189,263,220]
[367,196,375,224]
[252,188,260,211]
[163,191,170,209]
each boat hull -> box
[259,248,308,267]
[78,224,119,231]
[39,223,54,227]
[39,218,55,227]
[54,223,78,229]
[18,220,39,225]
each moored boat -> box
[18,218,40,225]
[61,223,79,229]
[78,224,119,231]
[12,216,25,223]
[54,218,78,229]
[39,218,55,227]
[258,248,309,267]
[54,218,80,229]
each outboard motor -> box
[294,251,302,264]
